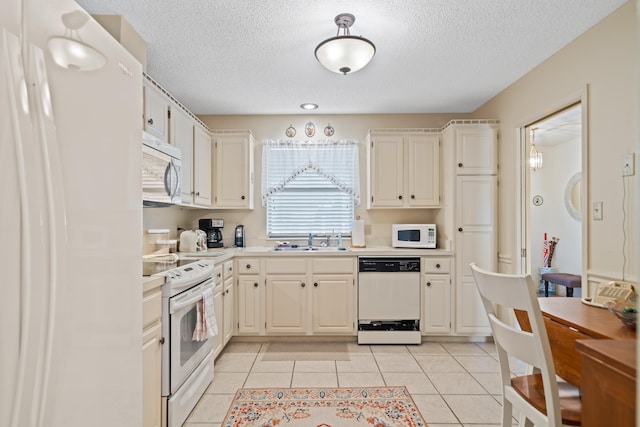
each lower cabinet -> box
[223,277,234,344]
[421,257,452,335]
[237,274,261,334]
[312,274,354,334]
[142,281,163,427]
[265,274,308,334]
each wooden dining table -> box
[514,297,636,388]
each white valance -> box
[261,139,360,207]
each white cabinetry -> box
[142,280,163,427]
[265,258,308,334]
[143,80,169,142]
[236,258,261,335]
[222,260,234,344]
[442,122,497,336]
[366,131,440,208]
[311,258,355,335]
[237,256,357,336]
[421,257,452,335]
[143,75,212,208]
[211,265,224,358]
[213,131,255,209]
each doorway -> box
[522,103,585,296]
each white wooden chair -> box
[469,263,581,426]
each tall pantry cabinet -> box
[441,122,497,335]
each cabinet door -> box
[223,278,234,345]
[193,126,212,206]
[407,135,440,207]
[171,107,194,204]
[422,274,451,334]
[455,125,497,175]
[311,274,354,334]
[143,83,169,142]
[237,275,261,334]
[212,286,223,358]
[142,321,162,427]
[455,175,496,334]
[265,275,307,334]
[368,135,404,208]
[213,134,254,209]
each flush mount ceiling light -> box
[315,13,376,75]
[300,103,318,110]
[529,128,543,171]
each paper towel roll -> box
[351,219,365,248]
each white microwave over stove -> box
[392,224,436,249]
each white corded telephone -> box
[581,281,637,307]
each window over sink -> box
[262,139,360,238]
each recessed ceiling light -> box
[300,103,318,110]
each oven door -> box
[168,278,214,394]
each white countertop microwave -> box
[392,224,437,249]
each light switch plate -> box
[593,201,603,220]
[622,153,635,176]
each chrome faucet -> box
[307,233,314,248]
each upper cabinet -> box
[212,131,255,209]
[143,75,212,208]
[366,130,440,208]
[143,80,170,143]
[453,124,498,175]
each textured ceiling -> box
[76,0,626,115]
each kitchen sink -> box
[270,246,350,252]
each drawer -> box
[213,265,223,284]
[265,258,307,274]
[237,258,260,274]
[422,257,451,274]
[543,316,591,389]
[312,257,355,274]
[142,287,162,330]
[223,260,234,279]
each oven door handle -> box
[170,280,214,314]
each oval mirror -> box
[564,172,582,221]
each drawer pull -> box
[246,264,251,269]
[314,282,318,287]
[159,337,165,344]
[147,118,154,125]
[253,282,258,288]
[458,162,463,167]
[426,282,432,287]
[436,263,441,269]
[301,283,306,288]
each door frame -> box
[514,86,589,283]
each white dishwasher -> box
[357,257,421,344]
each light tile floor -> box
[184,340,525,427]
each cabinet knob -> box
[411,194,415,199]
[398,195,403,200]
[314,282,318,287]
[147,118,154,125]
[458,162,463,167]
[159,337,165,344]
[196,191,200,196]
[301,282,306,287]
[436,263,441,269]
[253,282,258,287]
[458,227,463,232]
[426,282,432,287]
[241,195,246,200]
[246,264,251,269]
[217,273,222,278]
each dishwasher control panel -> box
[358,257,420,272]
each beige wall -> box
[472,1,638,284]
[193,113,470,247]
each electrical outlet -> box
[622,153,635,176]
[593,201,603,220]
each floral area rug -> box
[222,386,427,427]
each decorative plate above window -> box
[305,122,315,137]
[285,125,296,138]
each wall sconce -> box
[530,128,543,171]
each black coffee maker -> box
[198,218,224,248]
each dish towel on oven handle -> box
[193,288,218,341]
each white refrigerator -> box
[1,1,144,426]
